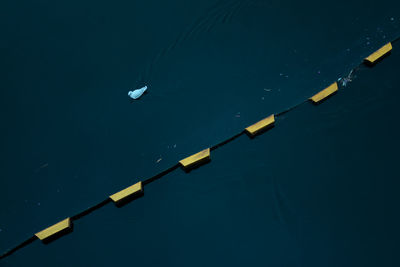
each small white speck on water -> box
[390,17,394,21]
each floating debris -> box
[41,163,49,168]
[264,88,272,92]
[338,69,355,87]
[34,162,49,173]
[156,158,162,163]
[128,86,148,100]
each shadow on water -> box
[0,236,37,260]
[244,125,275,139]
[363,51,392,67]
[42,226,74,245]
[309,91,338,106]
[114,191,144,208]
[180,158,211,173]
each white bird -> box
[128,86,148,99]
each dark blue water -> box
[1,0,400,266]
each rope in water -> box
[1,38,398,260]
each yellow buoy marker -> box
[109,181,143,204]
[245,114,275,137]
[35,218,71,241]
[179,148,210,170]
[364,42,392,64]
[309,82,338,104]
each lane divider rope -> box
[0,40,396,260]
